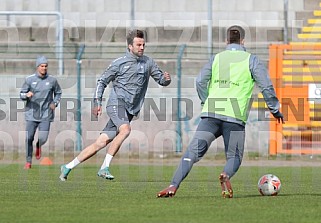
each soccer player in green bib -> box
[157,25,284,198]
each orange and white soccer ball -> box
[258,174,281,196]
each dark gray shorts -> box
[101,104,134,139]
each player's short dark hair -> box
[227,25,245,44]
[126,29,145,46]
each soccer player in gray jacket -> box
[60,29,171,181]
[20,56,62,169]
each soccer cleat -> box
[59,165,71,181]
[157,185,177,198]
[35,143,41,160]
[97,167,114,180]
[219,172,233,198]
[24,162,32,169]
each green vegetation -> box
[1,164,320,223]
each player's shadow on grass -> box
[233,193,321,199]
[275,193,321,197]
[161,192,321,199]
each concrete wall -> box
[1,0,317,44]
[0,0,306,28]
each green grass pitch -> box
[1,163,321,223]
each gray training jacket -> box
[196,43,281,126]
[94,50,171,116]
[20,73,62,122]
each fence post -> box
[76,44,85,151]
[269,44,278,155]
[176,44,187,153]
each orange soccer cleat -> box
[24,162,32,169]
[219,172,233,198]
[157,185,177,198]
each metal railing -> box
[0,11,64,75]
[0,42,270,61]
